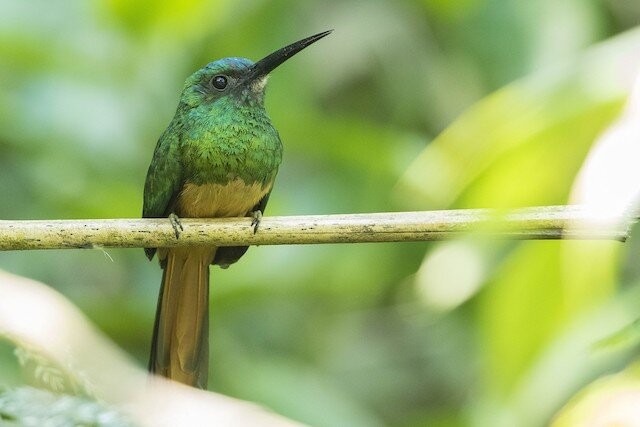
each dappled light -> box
[571,71,640,220]
[414,239,487,311]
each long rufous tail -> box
[149,247,214,388]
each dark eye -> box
[211,75,228,90]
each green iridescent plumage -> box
[142,31,331,388]
[143,58,282,224]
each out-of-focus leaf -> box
[219,351,384,427]
[594,317,640,351]
[100,0,231,40]
[475,285,640,427]
[552,363,640,427]
[396,28,640,210]
[479,242,564,394]
[395,25,640,426]
[0,269,307,427]
[570,72,640,219]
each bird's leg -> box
[250,210,263,234]
[169,213,184,239]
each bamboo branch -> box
[0,205,634,251]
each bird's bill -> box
[247,30,332,81]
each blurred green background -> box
[2,0,640,426]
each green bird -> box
[142,31,331,388]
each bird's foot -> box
[169,213,184,239]
[250,210,263,234]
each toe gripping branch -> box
[250,210,263,234]
[169,213,184,239]
[167,210,261,241]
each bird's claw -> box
[250,210,263,234]
[169,213,184,239]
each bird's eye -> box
[211,75,228,90]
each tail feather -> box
[149,247,214,388]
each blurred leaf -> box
[552,362,640,427]
[101,0,231,40]
[395,24,640,426]
[593,316,640,352]
[476,284,640,427]
[479,242,564,394]
[219,351,384,427]
[422,0,481,21]
[396,28,640,210]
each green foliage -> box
[1,0,640,426]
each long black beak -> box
[247,30,332,81]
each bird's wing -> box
[143,129,183,260]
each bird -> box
[142,30,332,388]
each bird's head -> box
[179,30,332,109]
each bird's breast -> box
[176,179,272,218]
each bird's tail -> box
[149,247,215,389]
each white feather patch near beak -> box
[250,76,269,92]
